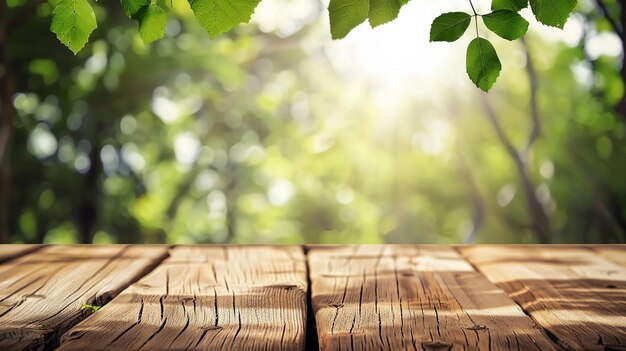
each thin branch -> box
[480,95,522,166]
[521,38,541,155]
[467,0,480,37]
[480,94,552,244]
[165,163,219,220]
[468,0,478,16]
[455,143,485,244]
[594,0,624,41]
[445,102,485,244]
[567,144,626,240]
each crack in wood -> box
[0,245,624,350]
[58,246,307,350]
[309,245,561,350]
[0,245,169,350]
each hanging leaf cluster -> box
[48,0,577,91]
[429,0,576,91]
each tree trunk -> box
[481,96,552,244]
[617,0,626,121]
[0,1,13,244]
[518,162,552,244]
[77,131,101,244]
[225,167,238,243]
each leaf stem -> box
[468,0,478,16]
[474,14,480,38]
[468,0,480,38]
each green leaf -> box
[368,0,409,28]
[429,12,471,42]
[81,304,101,312]
[329,0,370,39]
[466,38,501,92]
[135,4,167,44]
[189,0,262,38]
[482,10,529,41]
[491,0,527,11]
[50,0,97,54]
[529,0,576,28]
[121,0,149,18]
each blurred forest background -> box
[1,0,626,244]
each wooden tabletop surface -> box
[0,245,624,350]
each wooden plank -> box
[59,245,308,351]
[591,245,626,267]
[0,244,41,263]
[308,245,557,351]
[460,245,626,350]
[0,245,168,350]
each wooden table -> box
[0,245,624,350]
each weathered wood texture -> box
[60,246,308,351]
[0,244,41,262]
[460,246,626,350]
[0,245,168,350]
[308,245,556,351]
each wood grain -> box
[460,245,626,350]
[308,245,556,351]
[60,246,308,351]
[591,245,626,266]
[0,244,41,263]
[0,245,168,350]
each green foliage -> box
[121,0,149,18]
[81,304,101,313]
[429,12,471,42]
[9,3,626,245]
[368,0,409,28]
[482,10,529,41]
[491,0,527,11]
[529,0,577,28]
[189,0,262,38]
[42,0,578,91]
[329,0,412,37]
[135,4,167,44]
[466,38,501,92]
[50,0,97,54]
[328,0,370,39]
[426,0,575,90]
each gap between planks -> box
[2,245,624,351]
[458,245,626,351]
[62,244,626,351]
[60,245,564,351]
[59,246,309,351]
[307,245,559,351]
[302,245,319,351]
[0,245,170,351]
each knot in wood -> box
[199,325,222,331]
[66,329,87,341]
[466,324,488,331]
[421,340,453,351]
[266,284,299,291]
